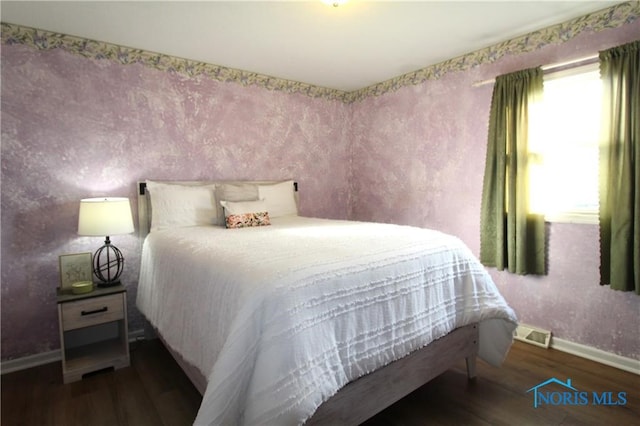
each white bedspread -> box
[137,216,517,425]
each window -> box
[528,63,602,224]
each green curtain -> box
[599,40,640,294]
[480,67,546,275]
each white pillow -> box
[146,181,218,231]
[257,180,298,218]
[220,199,268,216]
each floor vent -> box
[514,324,551,348]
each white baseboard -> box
[0,329,145,375]
[550,337,640,375]
[0,349,62,375]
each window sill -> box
[544,212,598,225]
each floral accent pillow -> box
[225,211,271,228]
[220,199,271,229]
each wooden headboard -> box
[137,180,298,238]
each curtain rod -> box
[472,54,599,87]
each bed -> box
[135,179,518,425]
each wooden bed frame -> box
[137,181,479,425]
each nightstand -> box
[57,284,130,383]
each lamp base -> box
[93,236,125,285]
[97,280,121,288]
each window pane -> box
[528,66,601,221]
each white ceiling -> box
[0,1,623,91]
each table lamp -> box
[78,197,134,287]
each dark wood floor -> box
[2,339,638,425]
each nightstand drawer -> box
[61,293,124,331]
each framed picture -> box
[59,252,93,290]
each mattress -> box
[136,215,517,425]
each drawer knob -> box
[81,307,108,316]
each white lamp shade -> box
[78,197,135,236]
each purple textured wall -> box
[1,45,351,359]
[351,22,640,359]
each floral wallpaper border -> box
[0,21,348,102]
[347,1,640,103]
[1,1,639,104]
